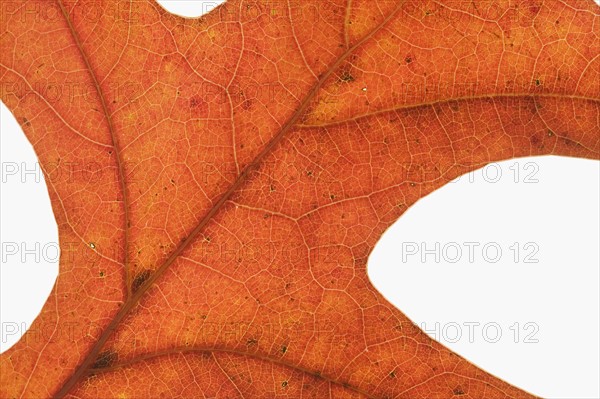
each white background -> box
[1,1,599,398]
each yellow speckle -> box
[207,28,216,40]
[116,393,128,399]
[361,87,367,92]
[163,62,174,73]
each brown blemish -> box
[92,350,117,369]
[132,269,151,293]
[340,70,355,83]
[189,96,204,108]
[530,135,540,145]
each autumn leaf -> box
[1,0,599,397]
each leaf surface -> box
[1,0,599,398]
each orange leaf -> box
[1,0,598,398]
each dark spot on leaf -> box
[453,386,465,395]
[281,345,287,354]
[247,338,257,347]
[389,371,396,378]
[547,130,554,137]
[281,381,288,388]
[339,69,355,83]
[93,350,117,369]
[528,4,540,15]
[190,96,204,108]
[132,269,151,293]
[405,56,412,63]
[530,135,540,145]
